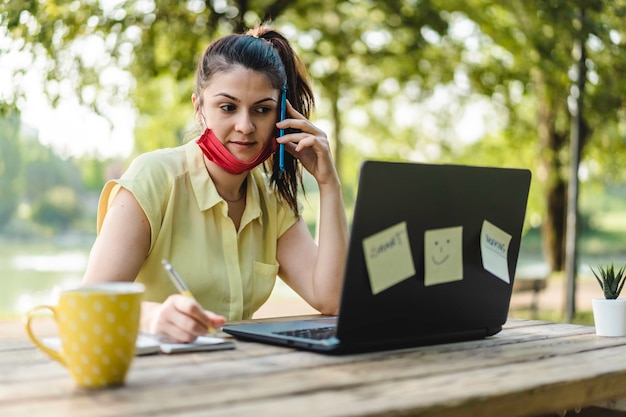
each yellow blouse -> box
[96,141,299,320]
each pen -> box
[278,85,287,173]
[161,259,216,335]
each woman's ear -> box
[191,93,203,126]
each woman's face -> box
[194,66,280,163]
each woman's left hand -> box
[276,100,339,186]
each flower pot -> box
[592,298,626,337]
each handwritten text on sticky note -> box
[480,220,512,283]
[363,221,416,295]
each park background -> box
[1,0,626,324]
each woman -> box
[82,26,349,343]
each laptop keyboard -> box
[275,326,336,340]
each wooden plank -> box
[1,324,624,417]
[0,321,590,388]
[503,318,553,328]
[0,321,597,380]
[7,341,626,417]
[148,345,626,417]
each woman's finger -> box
[151,295,224,342]
[284,99,306,120]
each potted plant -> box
[591,263,626,337]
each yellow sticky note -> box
[480,220,512,283]
[424,226,464,286]
[363,221,416,295]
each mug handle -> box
[24,305,66,366]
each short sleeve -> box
[276,198,302,238]
[95,150,178,252]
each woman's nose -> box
[235,112,255,134]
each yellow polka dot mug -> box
[24,282,145,389]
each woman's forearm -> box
[311,179,349,314]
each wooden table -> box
[3,316,626,417]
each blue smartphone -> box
[278,85,287,173]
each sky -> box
[17,61,137,160]
[20,93,136,159]
[1,21,136,160]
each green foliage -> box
[427,0,626,270]
[271,0,465,198]
[0,0,294,114]
[0,111,106,235]
[31,186,82,231]
[132,75,195,154]
[0,110,22,231]
[21,141,83,202]
[591,263,626,299]
[2,0,626,275]
[76,157,108,192]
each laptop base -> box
[223,318,499,355]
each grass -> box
[511,308,595,326]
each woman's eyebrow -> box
[255,97,278,105]
[213,93,277,105]
[214,93,239,101]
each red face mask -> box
[196,129,277,175]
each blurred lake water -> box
[0,238,89,317]
[0,237,309,318]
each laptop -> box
[223,160,531,354]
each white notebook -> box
[43,334,235,356]
[136,334,235,355]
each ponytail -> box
[248,27,315,119]
[246,25,315,216]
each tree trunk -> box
[544,176,567,271]
[534,71,568,272]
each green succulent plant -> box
[591,263,626,300]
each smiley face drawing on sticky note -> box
[424,226,463,286]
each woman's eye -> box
[256,106,272,114]
[220,104,236,112]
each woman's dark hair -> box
[195,25,314,216]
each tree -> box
[3,0,626,272]
[3,0,453,219]
[1,0,297,152]
[123,0,457,172]
[435,0,626,272]
[281,0,456,191]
